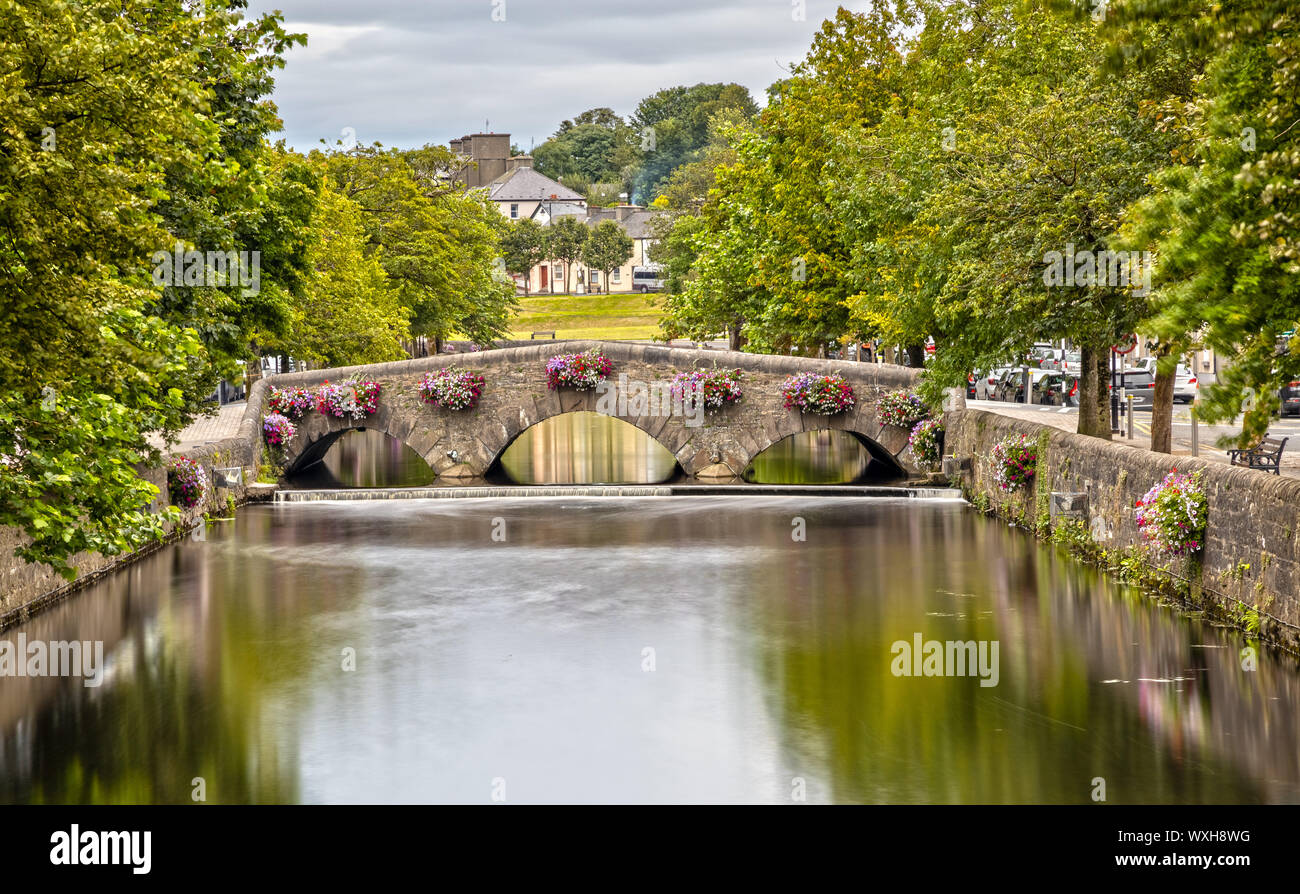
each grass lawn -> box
[507,291,666,341]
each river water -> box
[1,496,1297,804]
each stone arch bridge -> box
[244,341,926,481]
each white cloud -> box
[248,0,873,150]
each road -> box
[968,398,1300,478]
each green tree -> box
[580,221,634,294]
[149,0,310,404]
[0,0,294,573]
[267,185,409,367]
[534,108,643,203]
[1106,0,1300,447]
[547,217,590,295]
[500,219,549,296]
[317,144,517,350]
[630,82,759,202]
[836,0,1194,436]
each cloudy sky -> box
[247,0,872,151]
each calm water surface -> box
[1,497,1297,804]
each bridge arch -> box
[744,428,907,482]
[282,416,436,478]
[490,411,682,484]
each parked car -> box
[994,368,1059,403]
[1115,369,1155,410]
[991,369,1024,402]
[1173,364,1199,403]
[973,367,1013,400]
[1042,350,1081,374]
[1281,380,1300,417]
[1034,373,1078,406]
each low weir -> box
[272,484,965,501]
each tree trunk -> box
[728,319,745,352]
[906,343,926,368]
[1077,344,1112,440]
[1150,343,1175,454]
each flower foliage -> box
[420,368,486,411]
[781,372,855,415]
[1135,469,1208,557]
[266,386,315,420]
[876,391,929,428]
[316,380,381,419]
[166,456,207,509]
[669,368,744,410]
[990,433,1037,492]
[545,349,613,391]
[909,418,944,467]
[262,412,297,446]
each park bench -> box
[1227,436,1288,475]
[530,331,556,340]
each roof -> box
[539,202,587,221]
[487,166,584,203]
[586,208,662,238]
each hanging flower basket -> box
[781,372,855,415]
[266,386,315,420]
[1135,469,1208,556]
[909,418,945,468]
[669,369,744,410]
[990,433,1038,492]
[545,349,613,391]
[262,412,297,446]
[316,380,381,419]
[876,391,929,428]
[166,456,208,509]
[420,368,486,411]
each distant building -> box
[487,166,587,222]
[452,130,663,294]
[449,133,514,189]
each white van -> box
[632,267,664,293]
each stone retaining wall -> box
[946,408,1300,649]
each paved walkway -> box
[968,399,1300,479]
[157,401,247,453]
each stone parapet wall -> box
[946,409,1300,648]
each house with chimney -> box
[451,131,663,294]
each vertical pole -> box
[1126,395,1134,439]
[1191,406,1199,457]
[1110,348,1120,432]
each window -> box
[510,203,519,219]
[612,268,621,283]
